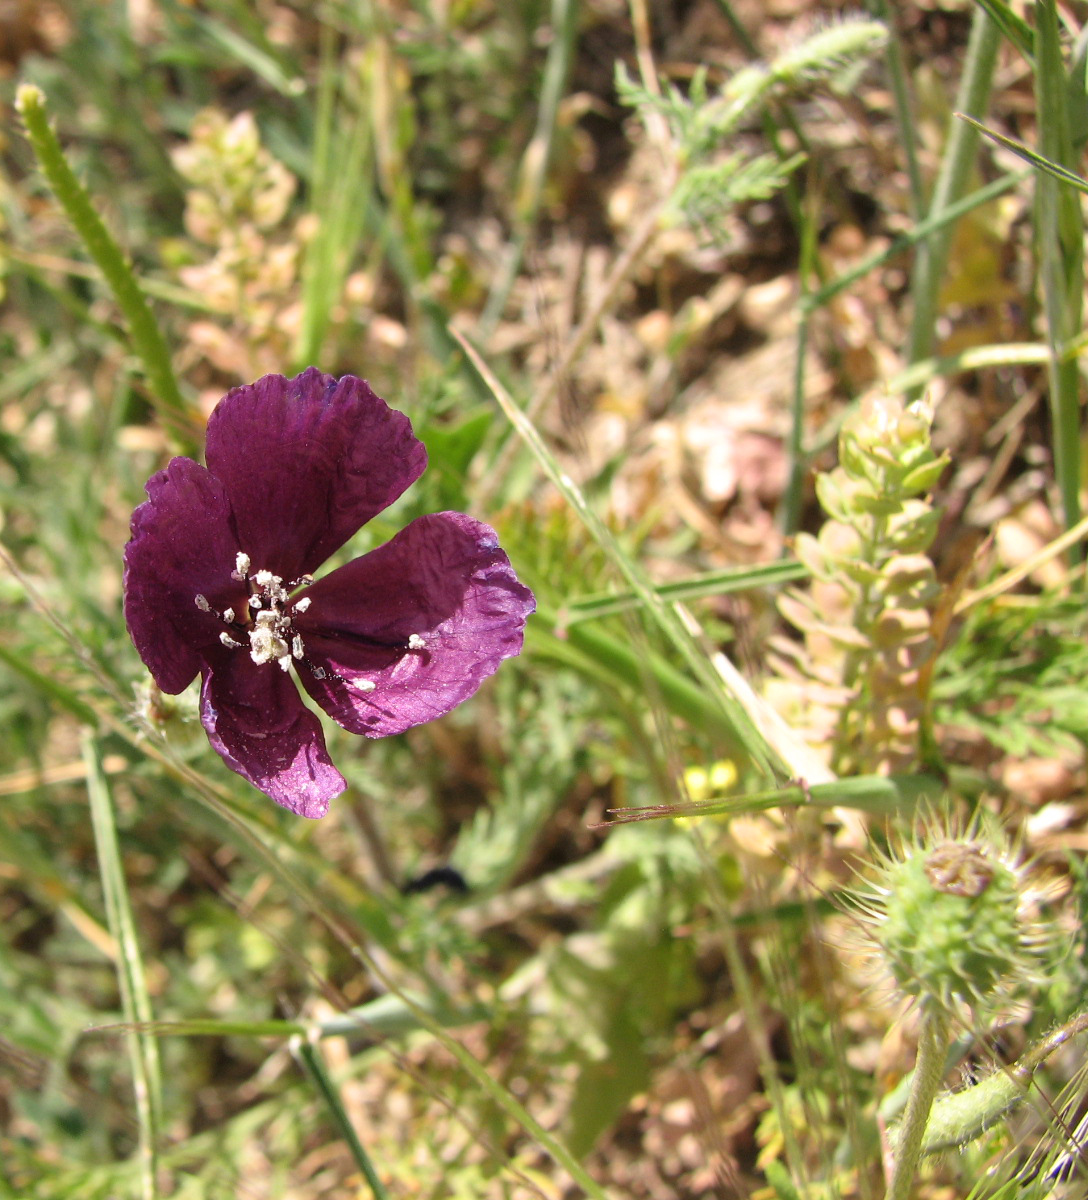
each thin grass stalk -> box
[560,558,808,622]
[477,194,668,508]
[479,0,577,338]
[805,169,1026,314]
[689,825,811,1193]
[781,169,820,536]
[294,24,373,369]
[83,730,163,1200]
[869,0,924,218]
[456,328,786,779]
[15,84,199,455]
[905,8,1001,374]
[292,1036,390,1200]
[1033,0,1084,547]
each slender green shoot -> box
[83,731,164,1200]
[479,0,577,337]
[455,327,786,779]
[292,1036,391,1200]
[1033,0,1084,546]
[956,112,1088,195]
[558,559,808,623]
[15,84,200,455]
[803,169,1027,314]
[905,8,1002,372]
[886,1003,953,1200]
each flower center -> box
[195,551,312,673]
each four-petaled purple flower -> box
[123,369,535,818]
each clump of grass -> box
[5,2,1088,1198]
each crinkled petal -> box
[204,369,427,580]
[123,457,245,694]
[199,651,345,818]
[293,513,535,737]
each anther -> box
[195,594,211,613]
[408,634,426,651]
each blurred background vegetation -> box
[4,1,1088,1197]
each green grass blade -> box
[293,25,373,369]
[559,560,808,623]
[803,169,1026,314]
[607,773,940,822]
[15,84,200,455]
[291,1037,391,1200]
[885,340,1051,394]
[973,0,1035,59]
[83,731,163,1200]
[479,0,578,336]
[905,6,1002,372]
[956,111,1088,194]
[1034,0,1084,543]
[871,0,924,217]
[454,327,786,779]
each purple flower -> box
[123,369,535,818]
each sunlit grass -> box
[3,2,1088,1197]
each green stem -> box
[293,1037,390,1200]
[905,8,1001,374]
[869,0,924,219]
[918,1008,1088,1152]
[781,177,819,536]
[479,0,577,338]
[1034,0,1083,548]
[886,1002,952,1200]
[15,84,199,454]
[84,731,163,1200]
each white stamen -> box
[195,594,211,612]
[233,551,251,580]
[249,596,262,609]
[292,635,305,660]
[351,678,377,693]
[276,654,292,672]
[220,632,243,649]
[294,597,311,613]
[253,569,275,588]
[407,634,426,651]
[312,667,326,681]
[222,607,235,624]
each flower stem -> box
[15,83,201,454]
[905,7,1000,376]
[886,1002,952,1200]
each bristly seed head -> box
[846,812,1056,1015]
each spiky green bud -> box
[853,820,1052,1014]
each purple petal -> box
[293,513,535,737]
[204,369,427,581]
[199,651,346,818]
[123,457,247,694]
